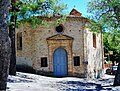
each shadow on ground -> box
[7,78,33,83]
[57,80,113,91]
[8,73,34,83]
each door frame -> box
[47,34,73,76]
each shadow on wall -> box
[16,65,36,74]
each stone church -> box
[16,9,103,78]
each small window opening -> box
[74,56,80,66]
[19,37,22,48]
[17,32,22,50]
[93,33,96,48]
[41,57,48,67]
[55,25,63,33]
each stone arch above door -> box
[47,34,73,76]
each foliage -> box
[9,0,67,28]
[103,31,120,61]
[87,0,120,32]
[87,0,120,61]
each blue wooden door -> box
[53,48,68,77]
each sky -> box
[62,0,91,17]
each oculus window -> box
[55,25,64,33]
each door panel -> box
[53,48,68,76]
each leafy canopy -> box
[9,0,67,28]
[87,0,120,32]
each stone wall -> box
[16,17,102,78]
[84,25,103,79]
[64,18,87,77]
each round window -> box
[55,25,64,33]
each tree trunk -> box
[113,62,120,86]
[9,0,18,76]
[0,0,11,90]
[9,13,17,76]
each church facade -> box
[16,9,103,78]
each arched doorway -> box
[53,48,68,77]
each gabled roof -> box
[69,8,82,16]
[47,34,74,40]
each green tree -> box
[87,0,120,86]
[88,0,120,31]
[9,0,66,75]
[103,32,120,62]
[0,0,11,90]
